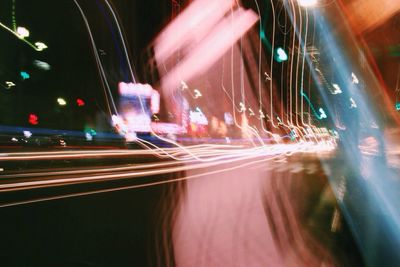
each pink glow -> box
[160,8,258,95]
[154,0,234,63]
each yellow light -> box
[35,42,48,51]
[57,98,67,106]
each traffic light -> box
[57,98,67,106]
[28,113,39,125]
[275,47,288,62]
[20,71,30,80]
[76,98,85,106]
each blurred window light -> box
[259,109,266,119]
[190,109,208,125]
[319,108,327,119]
[239,102,246,112]
[224,112,234,125]
[248,108,255,116]
[5,81,15,88]
[193,89,202,98]
[85,132,93,141]
[16,26,29,38]
[35,42,48,51]
[332,83,342,94]
[33,60,51,70]
[180,81,188,90]
[298,0,318,7]
[350,98,357,108]
[57,98,67,106]
[23,131,32,138]
[351,72,359,84]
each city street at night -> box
[1,0,400,266]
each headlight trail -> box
[0,146,331,208]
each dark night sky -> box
[0,0,173,130]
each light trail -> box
[0,145,332,208]
[0,143,322,191]
[0,0,338,185]
[0,156,276,208]
[0,140,334,163]
[0,21,46,52]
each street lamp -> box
[276,47,288,62]
[16,26,29,38]
[57,98,67,106]
[35,42,48,51]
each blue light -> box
[20,71,30,80]
[276,47,288,62]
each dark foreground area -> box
[0,155,364,267]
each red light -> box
[76,98,85,106]
[28,113,39,125]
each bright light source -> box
[28,113,39,125]
[16,26,29,38]
[332,83,342,94]
[248,108,255,116]
[239,102,246,112]
[189,109,208,125]
[298,0,318,7]
[276,47,288,62]
[224,112,234,125]
[20,71,30,80]
[351,72,359,84]
[33,60,51,70]
[5,81,15,89]
[319,108,327,119]
[193,89,202,98]
[23,130,32,138]
[350,98,357,108]
[35,42,48,51]
[76,98,85,106]
[85,132,93,141]
[180,81,188,90]
[57,98,67,106]
[396,103,400,111]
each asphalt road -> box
[0,149,366,267]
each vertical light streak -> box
[288,0,297,126]
[300,9,309,126]
[11,0,17,31]
[73,0,116,116]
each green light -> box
[20,71,30,80]
[260,30,266,41]
[396,103,400,111]
[275,47,288,62]
[301,91,327,120]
